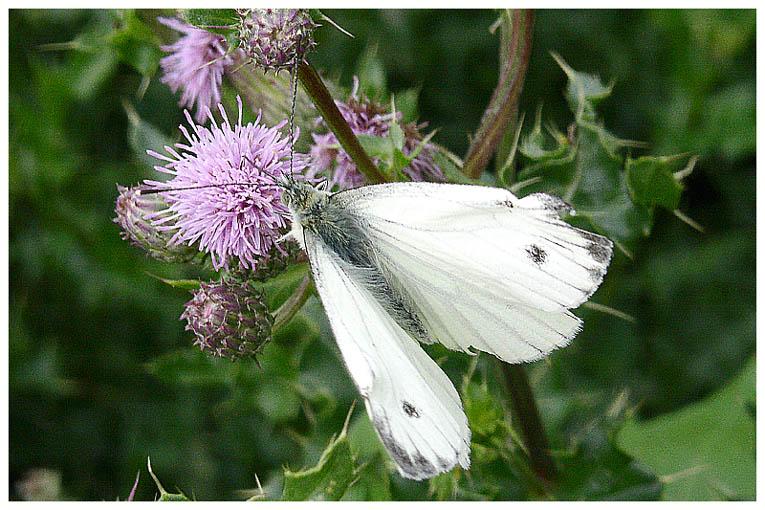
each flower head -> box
[309,86,444,189]
[182,279,272,360]
[158,17,233,123]
[114,184,197,262]
[239,8,317,71]
[146,97,307,270]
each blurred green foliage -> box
[620,356,755,500]
[9,8,754,501]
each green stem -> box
[463,9,534,179]
[297,61,387,184]
[494,11,520,179]
[498,362,557,481]
[272,275,314,332]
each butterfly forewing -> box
[332,182,612,363]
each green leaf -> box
[346,412,387,461]
[625,155,686,210]
[181,9,239,35]
[428,378,534,501]
[518,110,571,163]
[519,121,651,251]
[260,263,310,311]
[554,442,662,500]
[144,272,201,290]
[432,150,480,185]
[390,149,412,177]
[282,430,356,501]
[389,121,405,151]
[310,9,354,38]
[463,380,507,440]
[108,10,163,76]
[552,52,614,122]
[342,454,392,501]
[145,349,236,387]
[516,58,697,253]
[618,357,755,500]
[356,44,387,100]
[356,134,393,161]
[546,230,754,421]
[550,394,663,501]
[122,99,174,168]
[568,124,653,248]
[395,87,420,123]
[147,457,191,501]
[256,378,303,423]
[68,46,119,101]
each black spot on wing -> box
[526,244,548,265]
[402,401,420,418]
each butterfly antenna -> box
[140,182,258,195]
[240,154,287,189]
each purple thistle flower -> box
[158,17,233,123]
[309,86,444,189]
[146,97,307,271]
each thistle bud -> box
[181,279,272,360]
[114,185,197,263]
[239,8,317,71]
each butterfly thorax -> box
[285,183,431,343]
[287,185,377,270]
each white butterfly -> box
[283,180,613,480]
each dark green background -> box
[9,9,755,500]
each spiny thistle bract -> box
[144,97,308,271]
[182,278,272,360]
[225,239,306,283]
[113,185,197,263]
[238,8,318,72]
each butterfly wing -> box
[304,230,471,480]
[333,182,613,363]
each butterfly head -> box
[281,181,321,211]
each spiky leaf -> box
[282,431,356,501]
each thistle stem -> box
[463,9,534,179]
[297,61,387,184]
[272,275,314,332]
[499,362,557,481]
